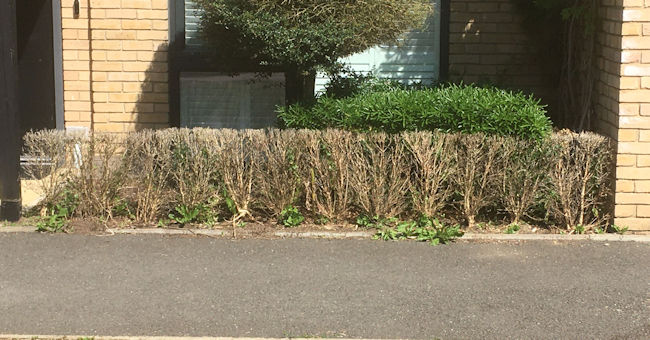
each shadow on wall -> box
[130,42,172,131]
[444,6,558,118]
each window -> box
[168,1,450,127]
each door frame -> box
[52,0,64,130]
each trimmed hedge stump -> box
[22,128,613,232]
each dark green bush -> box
[278,84,552,139]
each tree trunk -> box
[285,67,316,105]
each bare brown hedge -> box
[547,132,613,229]
[301,129,355,222]
[22,129,613,229]
[403,132,457,219]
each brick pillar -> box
[608,1,650,230]
[60,0,169,133]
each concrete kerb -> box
[0,336,378,340]
[0,226,39,233]
[1,226,649,242]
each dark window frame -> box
[167,0,451,127]
[53,0,64,130]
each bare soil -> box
[66,218,106,235]
[4,216,643,236]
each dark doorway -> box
[17,0,56,136]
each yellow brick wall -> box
[60,0,169,132]
[594,0,623,141]
[610,0,650,230]
[448,0,550,97]
[57,0,650,229]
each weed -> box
[157,217,170,228]
[356,215,398,229]
[279,206,305,227]
[168,205,200,225]
[574,224,585,234]
[504,223,520,234]
[314,215,330,225]
[36,212,67,233]
[416,217,464,245]
[610,224,629,235]
[396,221,420,238]
[168,203,219,226]
[113,199,135,220]
[36,189,78,233]
[594,226,605,234]
[374,227,399,241]
[222,188,238,216]
[370,216,463,245]
[356,215,374,228]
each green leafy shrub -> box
[278,84,552,139]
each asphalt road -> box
[0,234,648,339]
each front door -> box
[17,0,57,136]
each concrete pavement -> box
[0,233,648,339]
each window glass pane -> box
[316,0,442,90]
[184,0,442,84]
[184,0,204,48]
